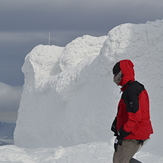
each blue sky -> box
[0,0,163,86]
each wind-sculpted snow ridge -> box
[15,19,163,158]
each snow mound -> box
[14,20,163,158]
[14,35,110,148]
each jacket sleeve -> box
[123,88,141,133]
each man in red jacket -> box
[111,59,153,163]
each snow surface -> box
[0,19,163,162]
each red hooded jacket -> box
[114,60,153,140]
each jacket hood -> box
[118,60,135,86]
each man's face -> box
[113,71,122,85]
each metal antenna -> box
[48,32,51,45]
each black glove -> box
[111,118,118,136]
[114,137,123,152]
[114,128,130,152]
[117,127,130,139]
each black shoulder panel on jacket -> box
[121,81,145,113]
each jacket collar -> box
[121,80,135,92]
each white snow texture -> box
[8,19,163,162]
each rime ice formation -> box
[15,20,163,156]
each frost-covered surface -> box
[14,35,110,148]
[0,19,161,162]
[0,142,163,163]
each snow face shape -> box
[15,20,163,150]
